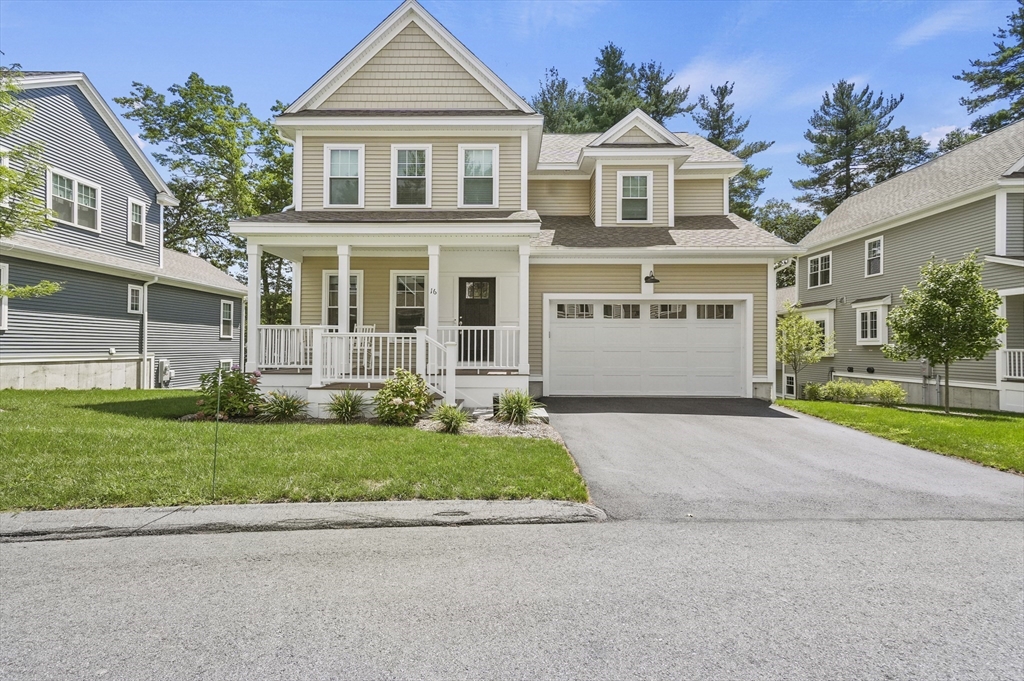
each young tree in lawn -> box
[754,199,821,287]
[936,127,982,153]
[954,0,1024,133]
[583,43,642,131]
[777,302,833,398]
[531,68,594,133]
[0,64,61,299]
[692,82,774,220]
[636,60,694,125]
[883,251,1007,413]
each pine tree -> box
[691,82,774,220]
[954,0,1024,133]
[583,43,642,131]
[636,61,694,125]
[531,68,593,133]
[936,127,982,153]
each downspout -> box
[142,277,159,389]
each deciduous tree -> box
[777,302,834,398]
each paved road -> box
[2,399,1022,680]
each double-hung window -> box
[50,170,100,231]
[220,301,234,339]
[324,145,363,207]
[459,144,497,207]
[128,199,146,245]
[128,285,143,314]
[618,171,652,222]
[853,297,889,346]
[393,273,426,333]
[392,145,430,207]
[865,237,883,277]
[807,252,831,288]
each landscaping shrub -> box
[258,391,310,422]
[327,389,366,423]
[869,380,907,407]
[373,368,434,426]
[197,368,262,419]
[495,389,541,426]
[819,378,870,403]
[432,403,469,434]
[802,383,822,401]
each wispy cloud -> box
[672,55,790,109]
[895,2,993,48]
[132,133,147,149]
[921,125,956,148]
[478,0,609,38]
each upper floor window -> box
[865,237,883,277]
[392,145,430,207]
[807,252,831,288]
[459,144,497,208]
[128,199,146,246]
[324,144,363,208]
[50,170,100,231]
[220,300,234,339]
[618,171,652,222]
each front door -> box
[458,278,496,362]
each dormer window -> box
[459,144,498,208]
[392,145,430,207]
[324,144,363,207]
[618,171,652,223]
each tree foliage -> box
[777,302,834,398]
[531,68,593,133]
[882,251,1007,413]
[791,80,931,214]
[936,127,983,153]
[583,43,642,131]
[0,64,62,299]
[636,60,695,125]
[954,0,1024,133]
[692,82,774,220]
[754,200,821,287]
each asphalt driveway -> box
[546,397,1024,521]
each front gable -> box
[608,125,661,145]
[590,109,684,148]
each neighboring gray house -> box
[0,72,246,389]
[778,121,1024,412]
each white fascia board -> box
[530,254,783,265]
[229,223,541,238]
[18,74,179,207]
[528,172,592,180]
[275,115,543,129]
[579,147,693,162]
[996,177,1024,188]
[530,246,802,260]
[1003,156,1024,175]
[589,109,685,147]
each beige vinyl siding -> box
[529,264,641,370]
[318,22,505,110]
[675,179,725,216]
[300,256,428,330]
[614,126,659,144]
[528,179,590,215]
[653,264,769,375]
[601,165,669,226]
[303,136,521,211]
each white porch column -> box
[518,243,530,376]
[427,244,440,340]
[290,258,302,326]
[337,245,350,331]
[245,244,262,372]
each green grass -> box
[778,399,1024,473]
[0,389,588,511]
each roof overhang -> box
[230,221,541,239]
[531,245,803,259]
[590,109,685,147]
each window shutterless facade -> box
[323,144,364,207]
[458,144,498,208]
[393,273,426,333]
[127,199,146,245]
[323,270,363,331]
[617,171,652,223]
[49,169,101,231]
[220,300,234,339]
[807,252,831,288]
[865,237,883,277]
[391,145,431,207]
[128,285,143,314]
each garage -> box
[547,299,747,397]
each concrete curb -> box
[0,500,607,543]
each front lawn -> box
[778,399,1024,474]
[0,389,588,511]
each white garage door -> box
[549,301,745,397]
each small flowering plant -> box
[372,368,434,426]
[196,367,263,419]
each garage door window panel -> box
[603,304,640,319]
[696,304,734,320]
[557,303,594,319]
[651,304,686,319]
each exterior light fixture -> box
[644,270,660,284]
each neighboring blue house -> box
[0,72,246,389]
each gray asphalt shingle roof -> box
[537,131,742,165]
[801,120,1024,249]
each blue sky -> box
[0,0,1015,206]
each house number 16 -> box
[430,288,438,295]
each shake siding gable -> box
[614,126,659,144]
[601,165,668,226]
[528,180,590,215]
[303,136,521,211]
[675,179,725,216]
[6,86,162,266]
[318,22,505,110]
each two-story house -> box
[231,0,798,413]
[779,121,1024,412]
[0,72,247,389]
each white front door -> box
[548,300,745,397]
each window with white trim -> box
[0,262,8,330]
[865,237,883,277]
[807,252,831,288]
[50,170,100,231]
[618,171,651,222]
[650,304,686,319]
[394,274,426,333]
[802,309,835,356]
[220,300,234,339]
[324,145,363,207]
[857,309,881,344]
[392,146,430,207]
[784,374,796,397]
[324,271,362,331]
[459,144,497,207]
[696,304,734,320]
[128,199,146,245]
[603,303,639,319]
[556,303,593,319]
[128,285,143,314]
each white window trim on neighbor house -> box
[807,251,832,289]
[865,236,883,278]
[323,143,365,208]
[321,269,365,329]
[220,300,234,339]
[457,143,499,208]
[617,170,653,224]
[390,144,432,208]
[853,296,890,346]
[390,270,428,333]
[783,372,796,398]
[803,308,835,356]
[127,284,143,314]
[47,167,102,233]
[127,198,147,246]
[0,262,8,330]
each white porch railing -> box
[436,326,521,370]
[1003,349,1024,380]
[258,325,322,369]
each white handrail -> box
[1004,349,1024,380]
[259,325,323,369]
